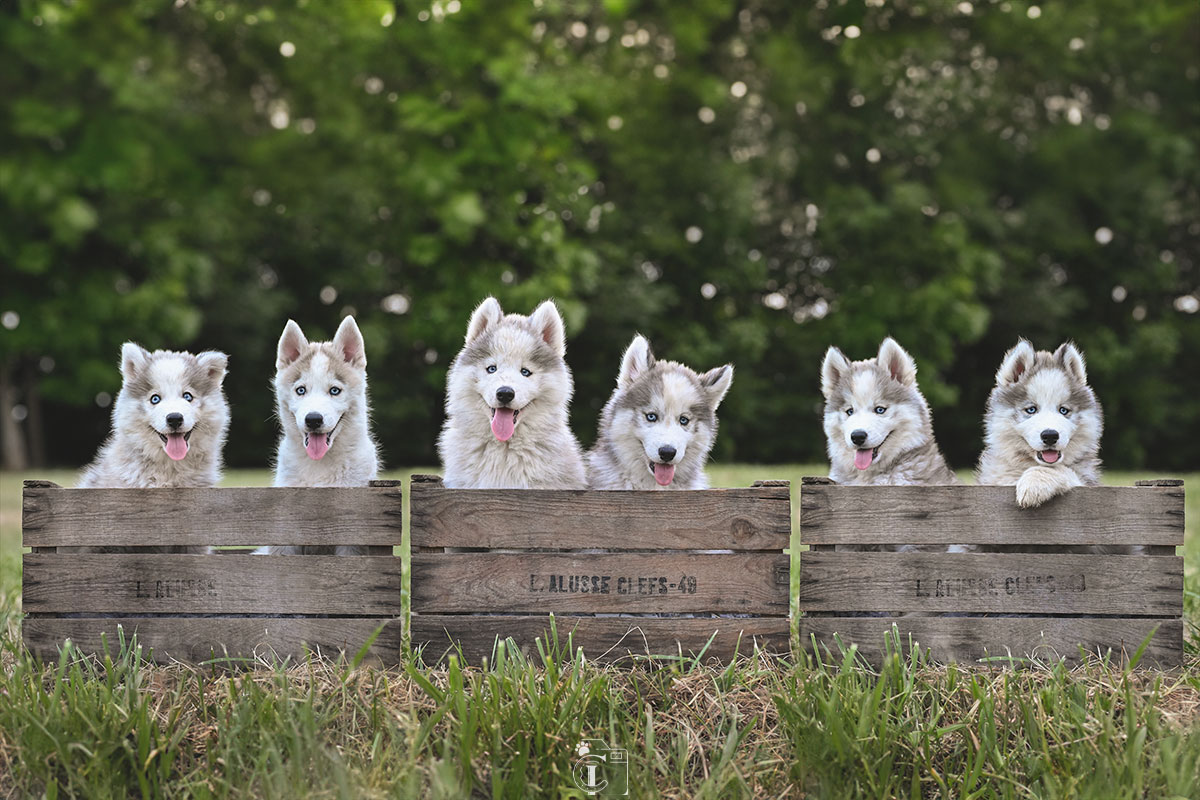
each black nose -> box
[1041,429,1059,446]
[305,412,324,430]
[166,412,184,430]
[496,386,515,405]
[658,445,677,463]
[850,429,868,446]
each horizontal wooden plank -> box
[797,552,1182,615]
[411,552,789,614]
[23,554,401,615]
[798,617,1183,668]
[22,483,403,547]
[409,480,791,550]
[23,617,401,665]
[411,615,790,665]
[800,483,1184,546]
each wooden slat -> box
[796,552,1182,615]
[799,617,1183,667]
[410,552,789,614]
[21,483,403,548]
[23,554,401,615]
[411,615,790,665]
[409,480,790,550]
[800,483,1184,546]
[23,617,402,664]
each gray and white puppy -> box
[977,339,1102,508]
[821,337,958,486]
[74,343,229,553]
[587,334,733,490]
[438,297,587,489]
[264,316,380,555]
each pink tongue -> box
[491,408,516,442]
[306,433,330,460]
[164,433,189,461]
[654,463,676,486]
[1041,450,1060,464]
[854,448,874,470]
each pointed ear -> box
[195,351,229,388]
[700,365,734,409]
[120,342,150,382]
[1054,341,1087,383]
[877,337,917,386]
[618,335,655,388]
[821,346,851,400]
[528,299,567,357]
[466,297,504,344]
[996,339,1035,385]
[332,316,366,368]
[277,320,309,370]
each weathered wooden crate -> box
[797,477,1185,666]
[408,475,791,664]
[21,479,403,664]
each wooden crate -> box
[408,475,791,664]
[21,480,403,664]
[797,477,1185,666]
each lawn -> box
[0,467,1197,798]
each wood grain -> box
[410,552,789,614]
[22,483,403,548]
[798,616,1183,667]
[411,614,789,665]
[23,617,401,664]
[409,481,791,550]
[23,554,401,615]
[800,483,1184,546]
[796,552,1182,615]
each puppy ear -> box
[618,335,655,388]
[332,316,366,368]
[195,351,229,388]
[277,320,308,370]
[120,343,150,382]
[466,297,503,344]
[1054,341,1087,383]
[528,299,567,357]
[821,346,851,400]
[996,339,1035,385]
[700,364,734,409]
[877,337,917,386]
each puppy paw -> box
[1015,467,1080,508]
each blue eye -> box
[150,394,161,405]
[330,386,341,395]
[296,386,306,396]
[520,368,531,377]
[844,408,853,416]
[645,412,658,422]
[1059,406,1070,416]
[183,392,194,402]
[486,365,497,374]
[1024,405,1037,415]
[679,415,690,426]
[874,406,886,414]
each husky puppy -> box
[587,335,733,490]
[977,339,1102,508]
[73,343,229,553]
[264,316,379,555]
[821,338,958,486]
[438,297,587,489]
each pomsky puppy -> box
[264,316,380,555]
[821,338,958,486]
[438,297,587,489]
[977,339,1102,508]
[74,343,229,553]
[587,334,733,490]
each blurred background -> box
[1,0,1197,472]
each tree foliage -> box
[1,0,1196,470]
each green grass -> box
[1,467,1198,797]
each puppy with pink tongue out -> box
[439,297,587,489]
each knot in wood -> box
[730,517,754,541]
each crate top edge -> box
[801,476,1184,489]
